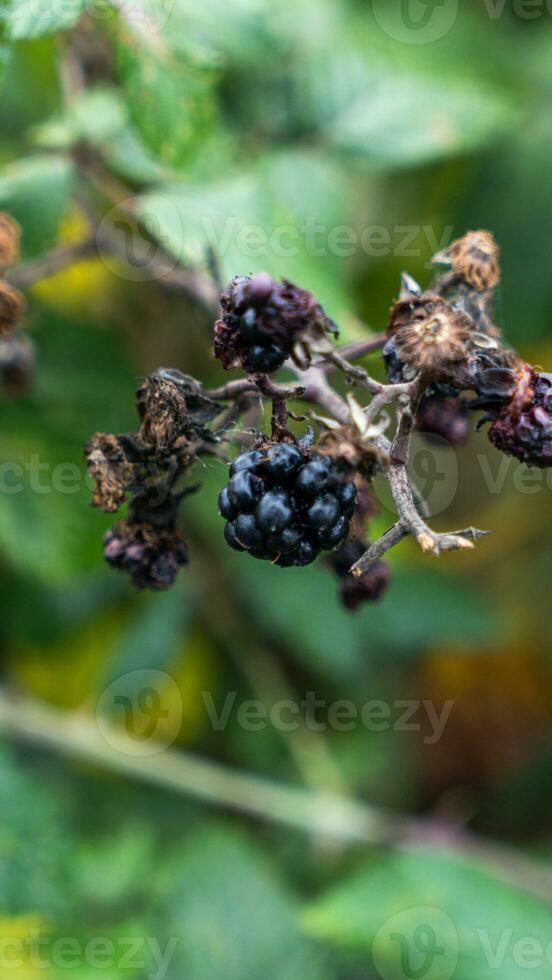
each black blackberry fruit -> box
[219,442,357,567]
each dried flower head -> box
[0,281,25,336]
[0,213,21,269]
[85,432,136,513]
[137,369,218,452]
[434,230,500,292]
[214,272,335,373]
[392,298,472,373]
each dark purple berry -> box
[318,514,348,549]
[239,308,262,344]
[228,470,264,511]
[265,443,303,481]
[285,539,318,567]
[266,525,302,557]
[224,522,245,552]
[218,486,236,520]
[296,459,329,497]
[335,480,357,517]
[245,343,286,373]
[229,450,265,476]
[307,493,340,530]
[256,489,294,534]
[234,513,264,550]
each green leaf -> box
[328,75,519,167]
[303,848,552,980]
[135,149,354,316]
[72,824,157,910]
[0,154,73,255]
[115,15,217,169]
[0,743,72,916]
[0,2,13,89]
[100,585,195,693]
[7,0,87,40]
[158,823,333,980]
[0,312,136,583]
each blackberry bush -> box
[72,227,552,608]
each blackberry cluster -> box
[219,443,357,566]
[329,539,390,612]
[488,370,552,467]
[214,272,331,374]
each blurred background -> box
[1,0,552,977]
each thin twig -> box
[2,689,552,904]
[7,239,97,290]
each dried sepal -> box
[137,369,219,452]
[85,432,136,513]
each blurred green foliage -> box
[1,1,552,978]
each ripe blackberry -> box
[328,539,390,612]
[214,272,335,373]
[219,441,356,567]
[488,370,552,467]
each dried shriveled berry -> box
[328,539,390,612]
[220,442,356,567]
[85,432,135,513]
[104,519,188,590]
[416,394,470,448]
[488,370,552,467]
[214,273,335,373]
